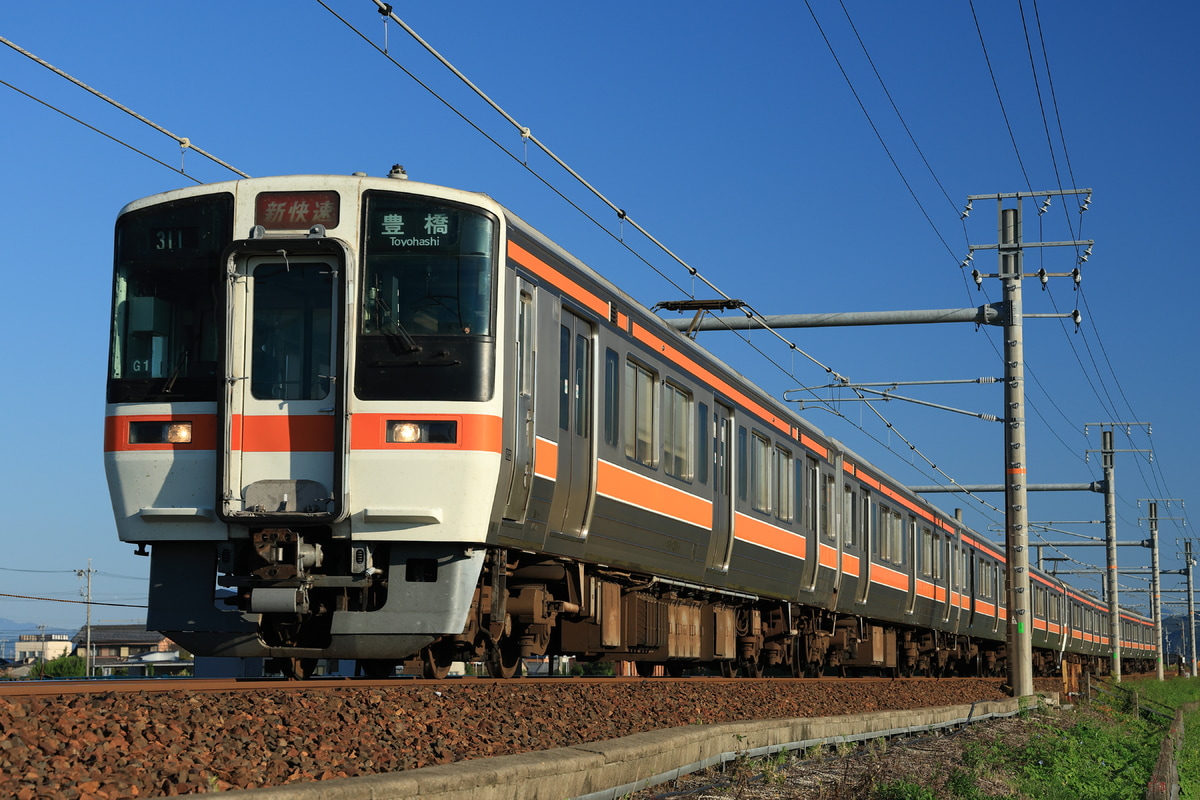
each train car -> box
[104,168,1156,678]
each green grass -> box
[1126,675,1200,798]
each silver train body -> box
[104,172,1156,678]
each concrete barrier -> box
[222,694,1055,800]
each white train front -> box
[105,170,1156,679]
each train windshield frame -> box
[355,192,498,402]
[108,194,233,403]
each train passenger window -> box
[774,446,794,522]
[804,457,819,535]
[821,474,836,540]
[663,382,693,480]
[603,349,619,447]
[749,432,771,513]
[558,326,571,430]
[906,516,917,567]
[879,506,904,565]
[843,485,857,547]
[920,528,934,578]
[624,359,657,466]
[573,332,590,436]
[859,491,870,550]
[697,404,709,485]
[737,428,748,502]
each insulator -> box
[972,269,983,288]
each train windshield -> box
[356,194,497,401]
[108,194,232,403]
[361,196,494,337]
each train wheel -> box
[487,636,522,678]
[422,642,455,680]
[719,660,741,678]
[282,657,318,680]
[358,659,397,679]
[666,662,686,678]
[635,661,657,678]
[743,659,764,679]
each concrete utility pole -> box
[1147,503,1165,680]
[76,560,94,678]
[954,191,1092,700]
[998,203,1034,699]
[1187,541,1198,677]
[1085,424,1150,681]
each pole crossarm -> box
[910,482,1105,493]
[1033,540,1152,547]
[785,387,1001,421]
[661,305,1006,333]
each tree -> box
[38,654,87,678]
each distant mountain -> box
[0,618,80,636]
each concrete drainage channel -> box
[221,695,1051,800]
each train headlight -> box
[129,421,193,444]
[385,420,457,444]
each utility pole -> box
[1187,540,1198,677]
[1086,424,1150,681]
[998,202,1033,699]
[1142,503,1180,681]
[76,560,94,678]
[965,190,1089,700]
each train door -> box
[706,401,735,572]
[222,253,343,520]
[905,515,919,615]
[825,457,845,607]
[966,552,977,628]
[854,491,872,604]
[502,282,536,522]
[800,456,820,591]
[946,539,963,630]
[548,308,595,538]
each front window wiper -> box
[378,318,422,354]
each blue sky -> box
[1,2,1196,645]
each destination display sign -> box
[366,202,460,250]
[254,191,340,230]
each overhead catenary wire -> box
[334,1,1014,526]
[0,35,248,180]
[0,77,204,183]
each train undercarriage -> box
[215,534,1115,682]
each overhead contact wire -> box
[336,1,1012,528]
[0,35,249,179]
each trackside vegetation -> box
[654,676,1200,799]
[868,676,1200,800]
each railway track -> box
[0,676,1054,798]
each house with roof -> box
[72,624,192,676]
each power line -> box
[0,35,248,179]
[0,592,146,609]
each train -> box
[103,168,1158,680]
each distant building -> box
[72,624,189,675]
[15,633,72,662]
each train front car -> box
[105,173,506,677]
